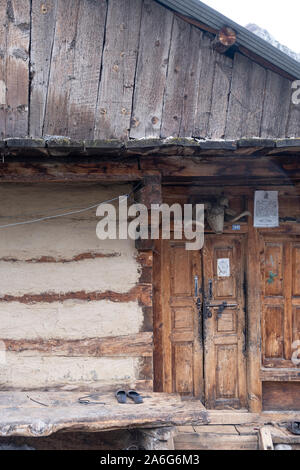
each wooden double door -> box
[156,234,247,409]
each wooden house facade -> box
[0,0,300,449]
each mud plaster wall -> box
[0,183,153,391]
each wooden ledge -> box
[0,392,208,437]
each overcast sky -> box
[203,0,300,53]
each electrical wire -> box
[0,183,142,229]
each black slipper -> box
[127,390,143,404]
[115,389,127,404]
[288,421,300,435]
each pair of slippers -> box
[115,389,143,404]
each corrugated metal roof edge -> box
[157,0,300,79]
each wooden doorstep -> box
[0,392,208,437]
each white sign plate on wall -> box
[217,258,230,278]
[254,191,279,228]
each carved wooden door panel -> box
[202,235,247,409]
[160,240,203,399]
[159,236,247,409]
[261,236,300,369]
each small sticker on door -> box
[217,258,230,277]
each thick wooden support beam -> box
[213,27,237,54]
[136,174,162,209]
[140,156,300,181]
[0,392,208,437]
[135,174,162,251]
[246,199,262,413]
[138,427,177,450]
[259,427,274,450]
[0,161,142,182]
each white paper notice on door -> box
[217,258,230,277]
[254,191,279,228]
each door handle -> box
[194,276,199,297]
[208,279,213,300]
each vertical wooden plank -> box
[160,16,191,138]
[225,53,267,139]
[193,33,216,138]
[162,240,172,393]
[129,0,173,139]
[67,0,107,140]
[259,427,274,451]
[179,26,203,137]
[286,100,300,138]
[0,0,7,137]
[29,0,57,137]
[247,196,262,413]
[153,239,163,392]
[43,0,107,138]
[94,0,142,140]
[5,0,30,137]
[191,250,204,401]
[283,242,293,362]
[207,54,232,139]
[43,0,80,136]
[260,70,291,138]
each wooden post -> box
[138,426,177,450]
[135,173,162,251]
[246,196,263,413]
[259,427,274,450]
[213,27,237,54]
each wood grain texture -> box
[94,0,142,140]
[207,54,232,139]
[225,53,266,139]
[129,0,174,139]
[2,332,153,358]
[0,0,298,140]
[287,100,300,138]
[262,382,300,411]
[175,432,258,450]
[66,0,107,139]
[0,160,142,182]
[193,33,217,138]
[0,391,208,436]
[42,0,107,137]
[246,198,262,413]
[160,15,191,138]
[2,0,30,137]
[178,27,203,137]
[29,0,57,136]
[260,70,291,138]
[0,0,7,137]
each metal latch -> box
[205,302,238,318]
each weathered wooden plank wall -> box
[0,0,298,140]
[0,184,153,391]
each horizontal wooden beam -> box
[3,332,153,358]
[260,368,300,382]
[0,392,208,436]
[0,285,152,307]
[0,161,142,182]
[140,156,300,180]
